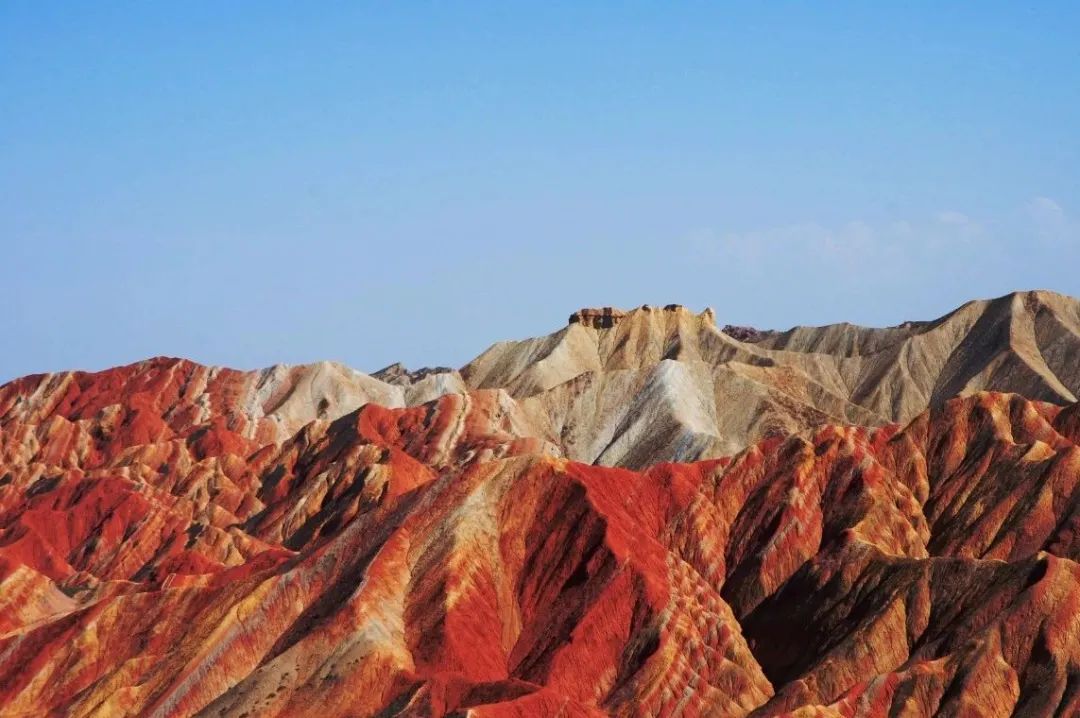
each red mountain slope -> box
[1,356,1079,716]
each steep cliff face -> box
[2,328,1080,717]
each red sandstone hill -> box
[1,293,1080,717]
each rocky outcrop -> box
[722,324,765,342]
[372,363,467,406]
[569,306,628,328]
[569,304,717,330]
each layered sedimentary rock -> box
[465,290,1080,466]
[1,291,1079,717]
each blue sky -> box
[3,2,1078,381]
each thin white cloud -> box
[936,210,972,226]
[1027,196,1065,224]
[694,198,1077,277]
[681,198,1078,315]
[1025,196,1073,243]
[696,211,984,274]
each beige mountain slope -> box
[461,290,1080,467]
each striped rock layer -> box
[1,292,1079,716]
[464,290,1080,466]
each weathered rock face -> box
[466,290,1080,466]
[721,324,765,343]
[569,306,629,329]
[1,292,1080,717]
[372,363,467,406]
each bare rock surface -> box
[1,291,1079,716]
[464,291,1080,467]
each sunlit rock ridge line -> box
[0,289,1079,717]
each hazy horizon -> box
[4,3,1078,381]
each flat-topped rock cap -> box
[568,307,628,328]
[569,304,717,329]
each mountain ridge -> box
[7,289,1078,471]
[1,290,1079,717]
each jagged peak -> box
[720,324,765,342]
[372,362,457,386]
